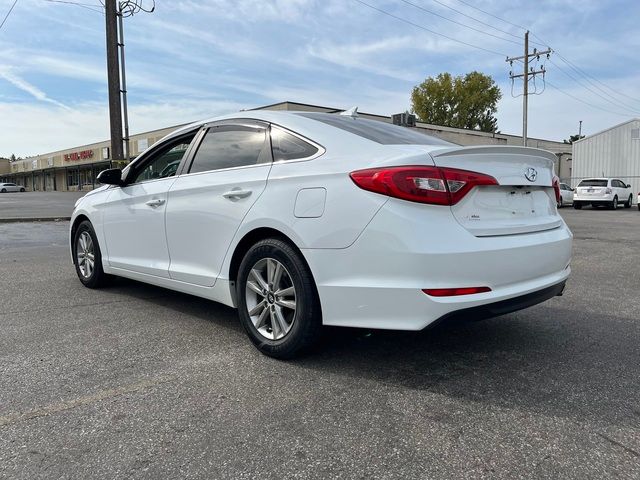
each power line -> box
[427,0,523,42]
[548,58,640,115]
[397,0,521,46]
[352,0,509,57]
[43,0,104,14]
[546,80,636,118]
[444,2,640,115]
[453,0,528,32]
[0,0,19,30]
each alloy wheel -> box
[245,257,297,340]
[76,231,95,279]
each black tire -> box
[73,220,108,288]
[573,202,582,210]
[610,196,618,210]
[0,188,6,193]
[624,195,632,208]
[236,238,322,359]
[20,188,25,192]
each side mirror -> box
[627,184,631,188]
[97,168,123,186]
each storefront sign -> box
[64,150,94,162]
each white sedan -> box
[70,110,572,358]
[0,182,25,193]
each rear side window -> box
[297,113,455,146]
[270,127,319,161]
[578,179,608,187]
[189,126,270,174]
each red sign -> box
[64,150,94,161]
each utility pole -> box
[579,120,582,137]
[506,31,551,147]
[105,0,124,162]
[118,8,130,162]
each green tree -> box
[10,153,16,162]
[411,71,502,132]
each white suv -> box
[573,178,633,210]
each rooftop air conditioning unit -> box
[392,113,416,127]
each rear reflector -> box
[422,286,492,297]
[350,166,498,206]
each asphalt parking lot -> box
[0,208,638,479]
[0,191,85,220]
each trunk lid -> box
[430,146,561,237]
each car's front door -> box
[102,133,196,278]
[165,121,272,286]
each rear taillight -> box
[552,176,561,203]
[423,286,491,297]
[349,166,498,206]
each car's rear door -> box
[165,120,272,286]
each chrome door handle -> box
[145,199,165,207]
[223,189,252,200]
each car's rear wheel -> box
[624,195,632,208]
[573,202,582,209]
[20,188,25,192]
[73,220,108,288]
[0,188,6,193]
[236,238,322,359]
[610,196,618,210]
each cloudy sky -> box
[1,0,639,157]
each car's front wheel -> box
[19,188,25,192]
[73,220,108,288]
[624,195,632,208]
[236,238,322,359]
[0,188,6,193]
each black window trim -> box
[121,129,201,186]
[268,123,326,164]
[181,119,273,177]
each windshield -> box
[578,179,608,187]
[297,113,455,146]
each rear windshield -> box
[297,113,455,146]
[578,179,608,187]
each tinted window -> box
[578,179,608,187]
[271,127,319,161]
[190,126,269,173]
[297,113,455,146]
[132,135,195,184]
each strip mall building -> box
[1,101,573,191]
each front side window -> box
[271,127,319,161]
[132,135,195,184]
[189,126,269,174]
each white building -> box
[572,119,640,197]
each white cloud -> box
[0,69,70,110]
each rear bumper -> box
[428,281,566,328]
[302,198,572,330]
[573,194,614,203]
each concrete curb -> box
[0,217,71,223]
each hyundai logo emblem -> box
[524,167,538,182]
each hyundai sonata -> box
[70,110,572,358]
